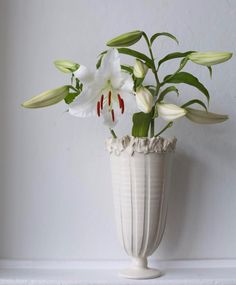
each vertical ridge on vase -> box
[133,155,138,257]
[139,155,147,257]
[153,154,169,250]
[150,155,166,255]
[118,156,128,255]
[141,154,151,257]
[129,156,134,256]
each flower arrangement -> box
[22,31,232,138]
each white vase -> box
[107,136,176,279]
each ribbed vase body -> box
[107,136,176,279]
[110,151,173,279]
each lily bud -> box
[136,87,153,113]
[54,60,79,73]
[106,30,143,47]
[22,85,69,108]
[188,52,233,66]
[157,103,186,121]
[186,108,228,124]
[133,59,148,78]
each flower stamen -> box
[108,91,112,106]
[100,94,104,110]
[120,98,125,114]
[97,101,101,117]
[117,94,122,108]
[111,109,115,122]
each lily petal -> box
[99,49,121,79]
[74,65,94,84]
[69,87,97,117]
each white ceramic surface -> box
[109,138,174,279]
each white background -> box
[0,0,235,261]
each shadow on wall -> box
[153,149,207,259]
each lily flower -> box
[69,49,135,126]
[157,103,187,121]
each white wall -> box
[0,0,235,260]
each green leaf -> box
[134,77,144,90]
[163,72,210,102]
[117,48,154,68]
[21,86,70,108]
[158,51,195,67]
[145,86,156,96]
[181,99,207,111]
[64,92,79,104]
[207,66,213,78]
[151,32,179,45]
[75,78,81,90]
[121,64,133,73]
[132,111,153,137]
[106,30,143,47]
[96,55,103,69]
[158,86,179,102]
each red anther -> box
[111,109,115,122]
[117,94,122,108]
[100,95,104,110]
[97,101,100,117]
[120,98,125,114]
[108,91,112,106]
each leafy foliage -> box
[132,111,153,137]
[163,72,210,102]
[151,32,179,45]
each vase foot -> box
[119,268,162,280]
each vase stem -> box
[132,257,147,269]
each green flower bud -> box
[22,85,69,108]
[106,30,143,47]
[133,59,148,78]
[186,108,228,124]
[136,87,153,113]
[54,60,79,73]
[157,103,187,121]
[188,52,233,66]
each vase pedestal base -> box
[119,268,162,280]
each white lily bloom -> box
[136,87,153,113]
[157,103,186,121]
[69,49,135,126]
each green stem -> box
[154,122,173,137]
[142,33,161,137]
[150,119,154,137]
[109,128,117,139]
[159,57,189,87]
[142,33,160,93]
